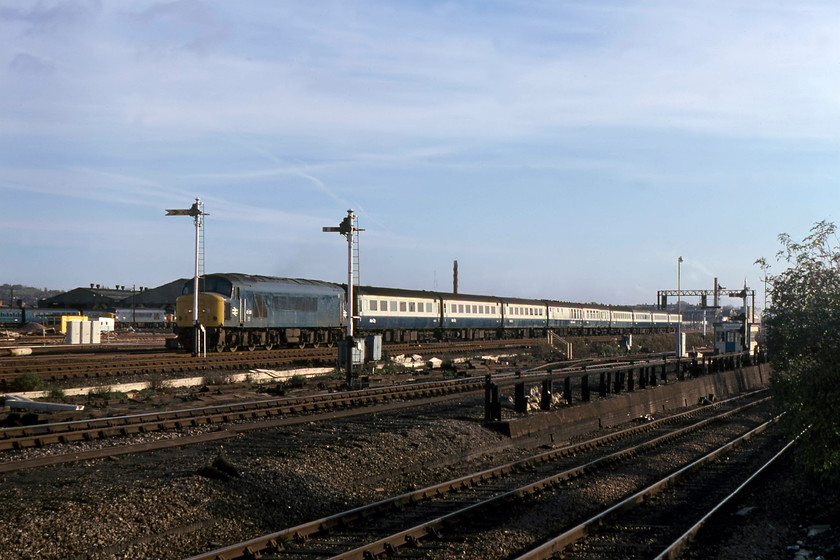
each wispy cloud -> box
[2,1,837,141]
[1,1,837,296]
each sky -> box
[1,0,838,307]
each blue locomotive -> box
[175,273,681,352]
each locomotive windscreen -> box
[182,276,233,297]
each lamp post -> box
[677,256,683,358]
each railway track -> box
[181,391,774,560]
[515,420,792,560]
[0,376,487,472]
[0,339,540,388]
[0,351,689,466]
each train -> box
[174,273,682,353]
[0,307,81,329]
[0,307,173,331]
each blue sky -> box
[1,0,838,307]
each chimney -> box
[453,260,458,294]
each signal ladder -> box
[351,214,360,288]
[198,208,206,290]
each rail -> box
[513,415,783,560]
[181,392,769,560]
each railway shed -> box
[39,278,187,312]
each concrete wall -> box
[487,363,770,440]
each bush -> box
[761,220,840,484]
[86,387,124,401]
[14,372,44,392]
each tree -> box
[761,220,840,483]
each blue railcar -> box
[25,308,81,324]
[0,308,23,326]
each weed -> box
[14,372,44,392]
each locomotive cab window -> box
[182,276,233,297]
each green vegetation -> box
[14,372,44,392]
[569,333,708,359]
[288,374,306,387]
[760,220,840,484]
[0,284,62,308]
[86,386,126,401]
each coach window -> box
[409,302,415,312]
[400,302,407,312]
[390,301,397,312]
[381,300,388,311]
[370,300,378,311]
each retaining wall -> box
[486,363,771,440]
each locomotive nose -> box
[176,293,224,327]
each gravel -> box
[1,391,835,560]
